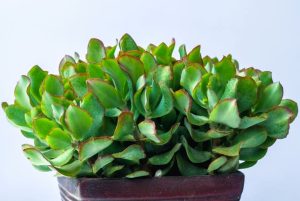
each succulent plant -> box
[2,34,298,178]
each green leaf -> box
[46,128,72,150]
[154,66,172,87]
[187,112,209,126]
[178,44,187,59]
[87,64,105,79]
[40,75,64,96]
[14,75,32,110]
[149,143,181,165]
[79,137,113,161]
[209,99,241,128]
[208,156,227,173]
[150,85,173,118]
[221,78,238,100]
[260,106,293,139]
[173,62,185,90]
[279,99,298,123]
[50,148,74,167]
[187,45,202,64]
[157,123,180,145]
[184,119,210,142]
[92,155,114,173]
[138,120,160,143]
[86,38,106,63]
[233,127,267,148]
[218,156,239,173]
[81,93,104,137]
[3,104,32,132]
[240,148,267,161]
[65,105,93,140]
[236,76,257,112]
[238,113,268,129]
[239,161,257,169]
[180,65,201,94]
[212,143,241,157]
[87,79,124,109]
[207,129,232,139]
[33,118,57,139]
[69,74,88,98]
[155,159,175,177]
[153,42,171,65]
[27,65,48,103]
[214,56,236,86]
[119,33,138,51]
[255,82,283,112]
[173,89,191,114]
[102,59,128,99]
[207,88,219,109]
[112,144,145,164]
[141,52,157,75]
[103,165,124,177]
[125,170,150,178]
[55,160,82,177]
[113,111,135,141]
[176,153,207,176]
[118,55,144,86]
[181,136,211,163]
[22,144,50,166]
[260,137,276,149]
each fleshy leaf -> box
[86,38,106,64]
[113,112,135,141]
[92,155,114,173]
[173,89,191,114]
[65,105,93,140]
[279,99,298,123]
[50,148,74,167]
[260,106,292,139]
[22,145,50,166]
[148,143,181,165]
[240,148,267,161]
[180,65,201,94]
[33,118,57,139]
[27,66,48,103]
[102,59,128,99]
[150,85,173,118]
[181,136,211,163]
[236,76,257,112]
[3,104,32,132]
[46,128,72,150]
[255,82,283,112]
[40,75,64,96]
[176,153,207,176]
[87,79,124,109]
[125,170,150,178]
[14,75,32,110]
[238,114,268,129]
[209,99,241,128]
[69,74,88,98]
[112,144,145,164]
[233,127,267,148]
[212,143,241,157]
[118,55,144,86]
[119,33,138,51]
[138,120,160,143]
[79,137,113,161]
[207,156,227,173]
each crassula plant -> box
[3,34,298,178]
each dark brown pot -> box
[57,171,244,201]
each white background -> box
[0,0,299,200]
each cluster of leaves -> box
[2,34,298,178]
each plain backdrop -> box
[0,0,299,200]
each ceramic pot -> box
[58,171,244,201]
